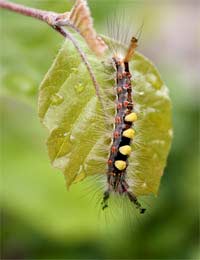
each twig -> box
[0,0,102,103]
[0,0,57,24]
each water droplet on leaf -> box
[146,73,160,89]
[74,83,85,94]
[51,93,64,105]
[139,91,144,96]
[71,68,78,73]
[70,134,75,143]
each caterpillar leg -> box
[127,191,146,214]
[101,190,110,210]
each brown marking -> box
[108,159,112,165]
[117,87,123,93]
[125,124,130,129]
[117,103,123,109]
[125,83,131,89]
[115,116,122,124]
[68,0,108,56]
[124,37,138,62]
[111,146,117,153]
[123,101,129,107]
[117,73,123,79]
[114,131,120,138]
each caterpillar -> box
[38,0,172,215]
[102,37,146,213]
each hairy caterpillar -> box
[102,37,146,213]
[38,0,172,214]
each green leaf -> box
[38,35,172,197]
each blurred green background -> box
[1,0,199,259]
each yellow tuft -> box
[114,160,126,171]
[122,128,135,139]
[119,145,132,156]
[125,112,137,122]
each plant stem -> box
[0,0,101,99]
[0,0,57,24]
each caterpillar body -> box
[102,38,145,213]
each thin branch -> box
[0,0,102,104]
[0,0,57,24]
